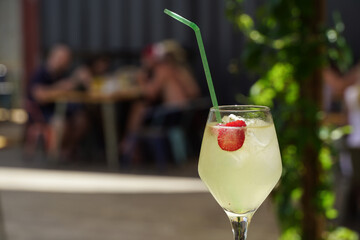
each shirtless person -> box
[122,41,200,165]
[138,41,199,107]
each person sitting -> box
[343,64,360,223]
[85,55,111,94]
[28,44,73,122]
[139,40,200,107]
[121,40,200,167]
[26,44,88,160]
[127,41,199,132]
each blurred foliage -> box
[327,227,359,240]
[226,0,358,239]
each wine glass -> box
[198,105,282,240]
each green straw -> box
[164,9,222,123]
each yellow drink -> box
[198,118,282,214]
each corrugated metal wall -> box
[40,0,238,54]
[39,0,360,62]
[39,0,250,103]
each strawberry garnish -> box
[217,120,246,151]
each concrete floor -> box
[0,191,279,240]
[0,153,281,240]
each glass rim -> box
[210,105,270,113]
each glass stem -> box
[225,210,255,240]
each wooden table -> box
[52,88,142,169]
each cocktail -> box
[164,10,282,239]
[198,105,282,239]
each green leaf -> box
[236,14,254,31]
[327,227,359,240]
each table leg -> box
[101,102,119,169]
[0,192,7,240]
[52,101,67,161]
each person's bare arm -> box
[322,68,345,96]
[32,78,75,103]
[136,70,149,91]
[179,67,200,99]
[323,65,360,95]
[143,66,166,101]
[344,64,360,86]
[32,86,63,103]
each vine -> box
[226,0,358,239]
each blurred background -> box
[0,0,359,239]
